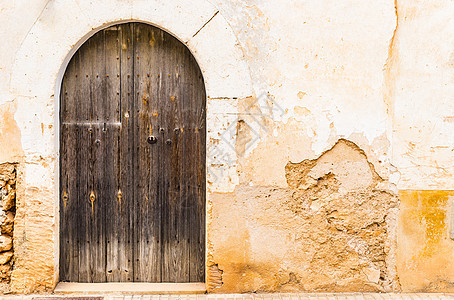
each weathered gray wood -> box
[77,35,92,282]
[60,53,79,282]
[90,28,107,283]
[116,22,135,283]
[194,64,206,282]
[133,23,162,282]
[103,25,123,283]
[60,22,205,283]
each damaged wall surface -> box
[0,164,16,292]
[0,0,453,294]
[209,140,399,292]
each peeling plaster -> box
[209,139,399,293]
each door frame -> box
[58,21,207,283]
[10,0,253,292]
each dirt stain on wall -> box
[0,102,23,163]
[398,190,454,292]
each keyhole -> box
[147,136,157,144]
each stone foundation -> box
[0,164,16,292]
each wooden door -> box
[60,22,206,283]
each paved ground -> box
[0,294,452,300]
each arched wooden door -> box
[59,23,206,283]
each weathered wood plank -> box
[104,24,123,283]
[168,36,186,283]
[60,52,80,282]
[117,22,135,283]
[77,35,94,282]
[160,27,173,283]
[133,23,162,282]
[173,43,189,283]
[89,30,107,283]
[182,37,206,283]
[195,59,206,283]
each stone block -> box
[0,235,12,252]
[1,191,14,212]
[363,267,381,284]
[1,212,14,236]
[0,251,13,265]
[0,263,11,280]
[0,165,15,180]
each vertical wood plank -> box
[194,66,206,282]
[133,23,162,282]
[188,50,202,282]
[104,25,123,282]
[173,42,189,282]
[117,22,135,282]
[60,53,80,282]
[76,35,93,282]
[160,27,172,283]
[89,30,107,283]
[166,34,186,282]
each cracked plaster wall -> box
[0,0,453,294]
[209,140,399,292]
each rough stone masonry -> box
[0,164,16,292]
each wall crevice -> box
[0,163,16,293]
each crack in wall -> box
[383,0,399,117]
[192,10,219,38]
[383,0,399,185]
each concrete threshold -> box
[54,282,206,295]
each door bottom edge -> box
[54,282,206,295]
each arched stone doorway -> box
[59,22,206,283]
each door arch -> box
[59,22,206,283]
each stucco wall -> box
[0,0,453,294]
